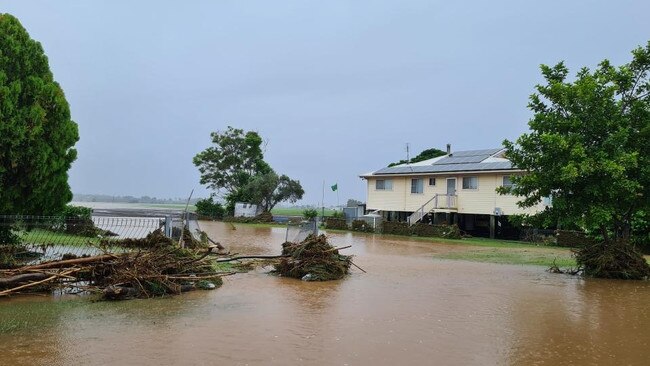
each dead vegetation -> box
[274,234,353,281]
[575,241,650,280]
[0,233,231,300]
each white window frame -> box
[502,176,516,190]
[428,177,436,186]
[462,176,478,190]
[375,179,393,191]
[411,178,424,194]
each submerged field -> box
[2,221,649,366]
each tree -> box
[0,14,79,215]
[195,197,225,219]
[501,42,650,279]
[194,127,304,215]
[193,126,271,213]
[388,147,446,167]
[346,199,362,207]
[193,126,271,194]
[242,171,304,212]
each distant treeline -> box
[73,194,202,205]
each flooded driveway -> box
[1,222,649,365]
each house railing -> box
[407,194,458,226]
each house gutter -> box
[359,169,525,179]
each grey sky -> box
[3,1,648,205]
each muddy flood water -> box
[1,222,649,365]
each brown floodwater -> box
[1,222,649,365]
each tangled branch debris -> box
[0,235,231,300]
[274,234,353,281]
[575,241,650,280]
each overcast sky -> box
[3,1,649,205]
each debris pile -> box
[0,236,230,300]
[575,241,650,280]
[274,234,352,281]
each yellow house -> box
[360,147,548,238]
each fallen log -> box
[0,269,79,297]
[216,254,290,262]
[207,237,226,250]
[0,273,50,289]
[16,254,118,272]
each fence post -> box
[164,215,172,238]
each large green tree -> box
[0,14,79,215]
[242,171,304,212]
[501,42,650,279]
[193,126,270,193]
[194,127,303,214]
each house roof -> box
[364,148,517,177]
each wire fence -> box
[285,220,318,243]
[0,215,184,265]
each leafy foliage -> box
[388,148,446,167]
[194,126,303,214]
[193,126,271,195]
[242,171,304,212]
[0,14,79,215]
[346,199,362,207]
[501,42,650,278]
[195,197,225,219]
[302,208,318,221]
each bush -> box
[256,211,274,222]
[556,230,593,247]
[324,218,348,230]
[351,220,374,233]
[331,210,345,219]
[195,197,224,219]
[410,223,461,239]
[303,208,318,221]
[61,205,97,237]
[382,222,410,236]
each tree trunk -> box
[0,273,50,289]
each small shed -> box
[234,202,261,217]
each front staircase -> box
[407,194,457,226]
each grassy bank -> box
[229,222,577,267]
[20,229,101,246]
[432,248,577,267]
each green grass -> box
[20,229,101,246]
[271,207,336,216]
[433,248,577,267]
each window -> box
[411,178,424,194]
[502,176,516,189]
[428,178,436,186]
[462,176,478,190]
[376,179,393,190]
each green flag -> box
[331,183,338,191]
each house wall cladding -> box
[366,173,543,216]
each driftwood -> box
[207,237,225,250]
[0,268,80,297]
[17,254,117,271]
[0,273,50,289]
[216,254,290,262]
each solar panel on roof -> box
[373,161,513,175]
[450,148,502,157]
